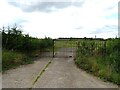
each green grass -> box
[75,39,120,85]
[75,54,120,85]
[2,48,53,72]
[54,40,77,47]
[54,40,77,52]
[2,49,33,71]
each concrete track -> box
[2,48,118,88]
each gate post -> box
[53,39,55,58]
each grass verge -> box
[75,54,120,85]
[2,49,33,72]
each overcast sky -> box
[0,0,119,39]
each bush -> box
[2,26,53,52]
[2,25,54,71]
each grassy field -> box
[54,40,77,51]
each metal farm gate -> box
[39,38,107,58]
[53,39,77,58]
[39,38,77,58]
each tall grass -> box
[2,49,33,71]
[75,38,120,85]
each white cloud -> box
[0,0,24,27]
[0,0,119,38]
